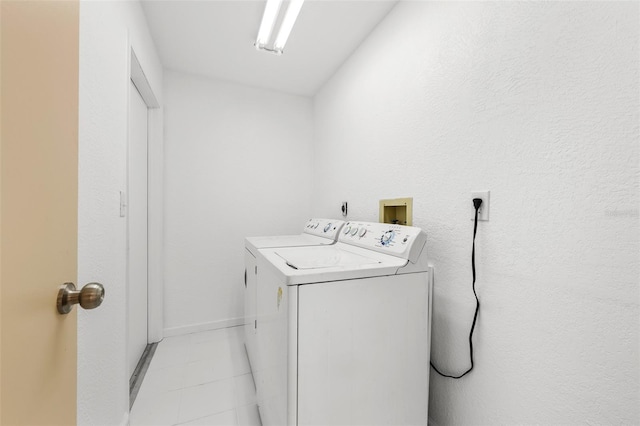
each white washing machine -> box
[244,218,345,372]
[255,221,433,426]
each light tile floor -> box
[130,326,261,426]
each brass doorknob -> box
[57,282,105,314]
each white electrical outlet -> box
[471,191,490,221]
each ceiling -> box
[141,0,398,96]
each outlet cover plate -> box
[471,191,490,221]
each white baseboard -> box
[163,317,244,338]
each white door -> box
[128,80,149,377]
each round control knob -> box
[359,228,367,237]
[381,230,395,246]
[350,227,359,236]
[323,223,332,233]
[343,226,351,234]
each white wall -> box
[313,2,639,424]
[78,1,163,424]
[163,70,313,335]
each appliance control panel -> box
[338,221,427,262]
[303,218,345,240]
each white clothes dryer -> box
[255,221,433,426]
[243,219,345,372]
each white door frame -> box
[128,49,163,344]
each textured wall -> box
[313,2,639,424]
[163,70,313,334]
[78,1,163,424]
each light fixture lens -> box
[256,0,283,47]
[273,0,304,52]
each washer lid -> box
[275,246,380,270]
[259,243,412,285]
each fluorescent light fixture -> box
[273,0,304,53]
[256,0,283,48]
[255,0,304,55]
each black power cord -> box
[430,198,483,379]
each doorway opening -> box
[127,49,163,408]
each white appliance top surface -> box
[258,221,428,285]
[245,218,345,253]
[246,234,332,250]
[276,246,381,270]
[260,243,410,285]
